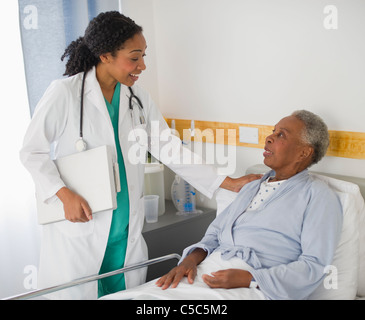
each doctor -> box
[20,11,259,299]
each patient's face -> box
[263,116,309,176]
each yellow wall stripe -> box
[165,118,365,160]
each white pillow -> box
[356,193,365,297]
[309,174,364,300]
[215,188,238,215]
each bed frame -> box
[3,253,181,300]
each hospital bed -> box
[4,167,365,300]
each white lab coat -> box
[20,67,225,299]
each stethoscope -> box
[75,71,147,152]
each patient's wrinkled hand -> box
[155,248,207,290]
[155,261,197,290]
[202,269,253,289]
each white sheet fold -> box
[101,251,266,300]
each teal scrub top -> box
[98,83,130,298]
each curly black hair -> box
[61,11,143,76]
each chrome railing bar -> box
[3,253,181,300]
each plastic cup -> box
[144,195,159,223]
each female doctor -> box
[20,11,259,299]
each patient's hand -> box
[220,175,262,193]
[202,269,253,289]
[155,248,207,290]
[155,261,197,290]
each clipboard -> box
[37,145,121,225]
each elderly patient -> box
[103,110,343,300]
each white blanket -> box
[101,252,266,300]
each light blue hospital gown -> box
[181,169,343,300]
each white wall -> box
[123,0,365,183]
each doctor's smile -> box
[96,32,147,96]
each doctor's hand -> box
[56,187,92,223]
[220,174,262,193]
[155,248,207,290]
[202,269,253,289]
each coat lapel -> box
[118,84,131,127]
[81,67,113,129]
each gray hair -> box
[292,110,329,166]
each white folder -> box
[37,145,120,225]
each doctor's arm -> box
[220,175,262,193]
[20,81,92,223]
[145,93,261,197]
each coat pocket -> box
[55,217,95,238]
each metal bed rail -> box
[3,253,181,300]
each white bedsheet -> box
[101,252,266,300]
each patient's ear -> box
[299,145,314,163]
